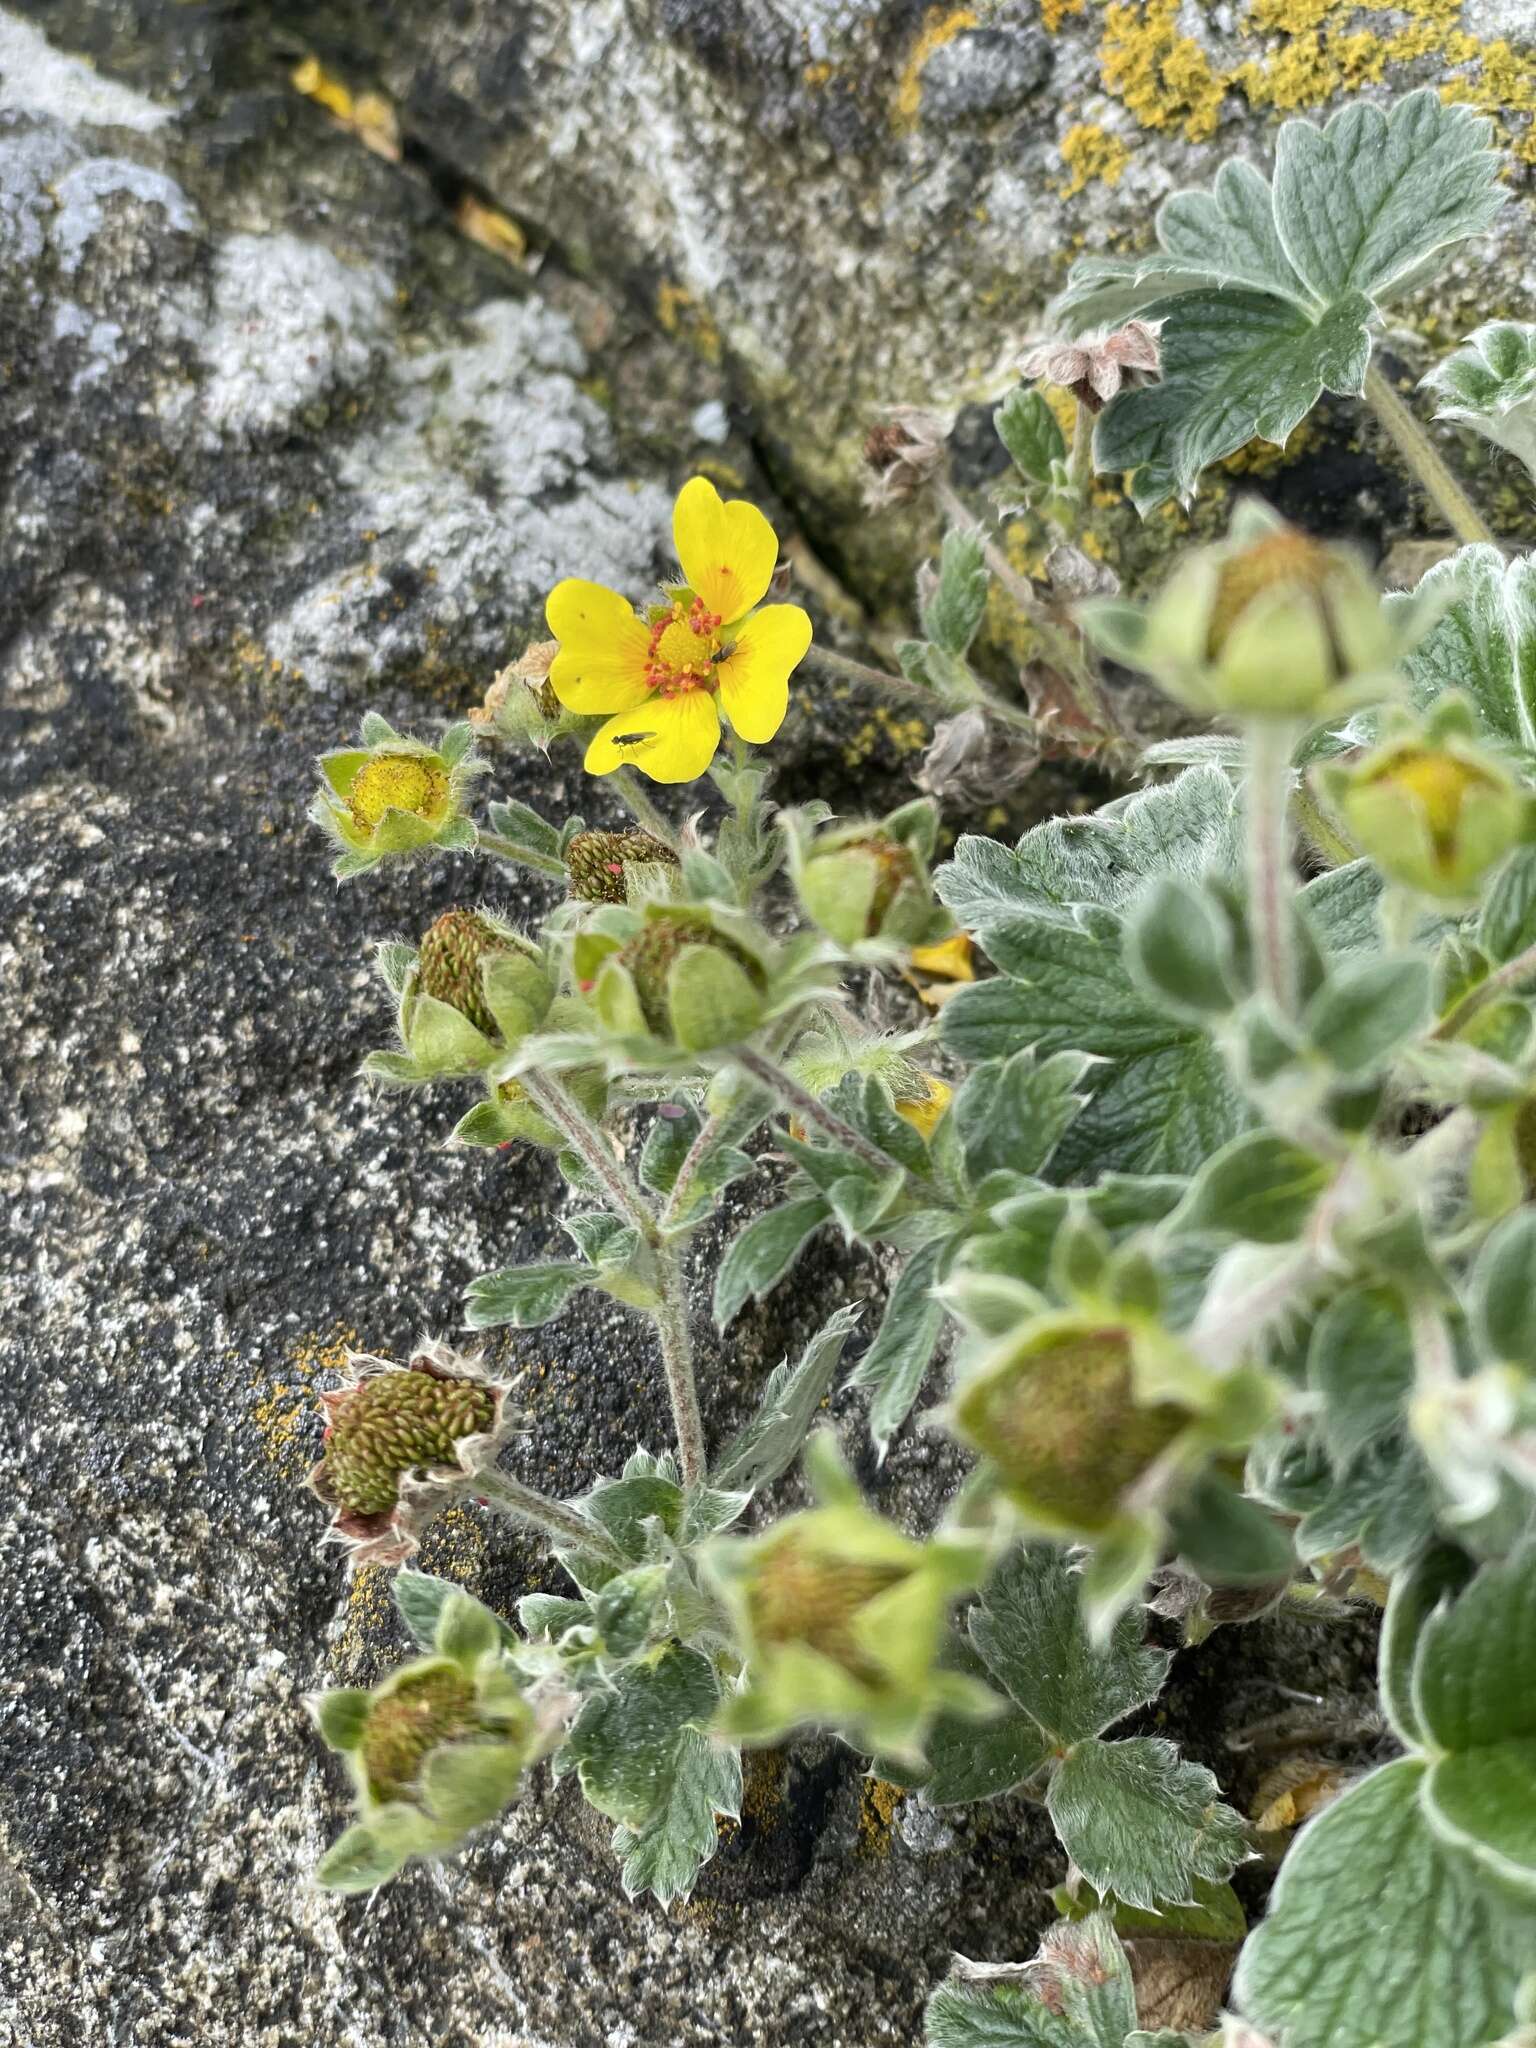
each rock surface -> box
[1,5,1402,2044]
[266,0,1536,592]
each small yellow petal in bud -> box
[1206,531,1334,659]
[908,932,975,982]
[895,1073,953,1140]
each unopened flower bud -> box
[746,1535,907,1684]
[360,1665,479,1800]
[1082,504,1425,721]
[617,909,766,1043]
[311,718,482,876]
[952,1321,1190,1534]
[349,754,450,833]
[1325,727,1530,902]
[791,806,948,953]
[416,909,511,1036]
[566,829,681,905]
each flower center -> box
[348,754,449,831]
[645,598,725,698]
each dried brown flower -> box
[1017,321,1161,413]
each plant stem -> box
[1407,1294,1459,1399]
[933,476,1125,741]
[804,642,1035,736]
[1068,398,1095,497]
[474,1466,627,1565]
[1244,719,1301,1018]
[476,832,567,877]
[654,1245,707,1487]
[609,767,679,849]
[1363,360,1494,547]
[521,1070,660,1247]
[734,1046,927,1196]
[1291,782,1358,871]
[1432,938,1536,1041]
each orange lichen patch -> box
[857,1775,906,1857]
[332,1562,397,1681]
[895,6,979,124]
[1058,122,1132,195]
[250,1325,357,1476]
[455,194,527,264]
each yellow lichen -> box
[1100,0,1227,140]
[895,7,978,125]
[1041,0,1085,29]
[655,282,722,364]
[857,1776,906,1857]
[250,1325,356,1477]
[1057,122,1132,196]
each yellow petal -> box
[908,932,975,982]
[716,604,811,745]
[673,476,780,625]
[546,578,652,713]
[584,690,721,784]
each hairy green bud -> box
[566,829,680,904]
[618,910,766,1039]
[953,1323,1189,1535]
[417,909,509,1037]
[360,1665,479,1801]
[1327,733,1529,903]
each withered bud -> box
[861,406,950,511]
[1017,321,1161,413]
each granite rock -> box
[1,7,1392,2044]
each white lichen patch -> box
[49,155,198,271]
[196,232,394,444]
[0,9,176,133]
[266,296,670,690]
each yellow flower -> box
[895,1073,953,1140]
[545,477,812,784]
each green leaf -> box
[941,920,1248,1178]
[925,1917,1138,2048]
[1307,1284,1414,1467]
[612,1729,742,1903]
[1425,319,1536,476]
[937,770,1241,935]
[1122,874,1239,1019]
[1479,846,1536,966]
[1095,289,1372,511]
[639,1106,701,1194]
[1304,952,1431,1074]
[581,1467,684,1558]
[1470,1206,1536,1364]
[1379,1544,1476,1748]
[1398,544,1536,756]
[566,1646,720,1828]
[1294,1434,1437,1574]
[486,798,561,856]
[713,1196,832,1331]
[920,1638,1053,1807]
[967,1545,1169,1748]
[1272,91,1503,307]
[315,1817,412,1893]
[1166,1473,1295,1585]
[953,1049,1095,1187]
[1416,1542,1536,1895]
[851,1236,951,1457]
[996,385,1068,483]
[464,1261,592,1329]
[311,1687,372,1752]
[824,1072,933,1176]
[1233,1759,1536,2048]
[1046,1737,1249,1911]
[923,529,990,657]
[713,1302,861,1492]
[1301,857,1385,954]
[1177,1130,1330,1244]
[562,1211,641,1270]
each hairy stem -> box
[609,767,680,849]
[1363,361,1494,547]
[1244,720,1300,1018]
[655,1245,707,1487]
[804,642,1035,735]
[521,1070,660,1247]
[933,477,1125,741]
[734,1046,927,1196]
[1432,938,1536,1042]
[474,1466,628,1566]
[1068,398,1095,497]
[476,831,567,878]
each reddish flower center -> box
[645,597,726,698]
